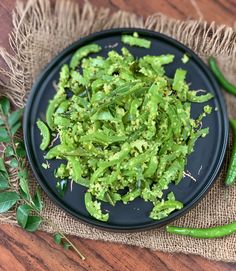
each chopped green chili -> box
[121,32,151,48]
[70,44,102,69]
[39,39,213,222]
[181,54,189,64]
[36,120,50,150]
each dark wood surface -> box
[0,1,236,270]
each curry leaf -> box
[16,141,26,158]
[10,158,18,168]
[0,192,20,213]
[63,242,71,250]
[16,204,31,228]
[0,127,10,143]
[53,232,62,244]
[0,172,9,190]
[25,216,42,232]
[8,109,24,128]
[32,188,43,212]
[0,97,10,116]
[10,122,21,135]
[19,176,29,196]
[5,146,14,157]
[0,158,7,173]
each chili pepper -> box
[54,116,71,128]
[225,119,236,186]
[79,132,127,146]
[144,156,158,178]
[84,192,109,222]
[67,156,81,179]
[121,32,151,48]
[58,64,70,93]
[70,44,102,70]
[150,192,183,220]
[36,120,50,151]
[187,91,214,103]
[122,189,141,204]
[55,164,69,179]
[46,94,66,130]
[166,221,236,238]
[208,56,236,95]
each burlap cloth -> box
[0,0,236,263]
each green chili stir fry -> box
[37,37,213,222]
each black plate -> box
[23,28,228,232]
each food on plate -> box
[37,34,213,222]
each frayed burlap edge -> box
[0,0,236,262]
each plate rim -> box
[23,27,229,232]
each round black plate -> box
[24,28,228,232]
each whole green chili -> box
[225,119,236,186]
[208,56,236,95]
[166,221,236,238]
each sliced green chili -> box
[36,120,50,151]
[46,94,66,130]
[85,192,109,222]
[150,200,183,220]
[181,54,189,64]
[121,32,151,48]
[187,91,214,103]
[70,44,102,69]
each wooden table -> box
[0,1,236,270]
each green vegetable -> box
[85,192,109,222]
[41,43,213,222]
[187,91,214,103]
[70,44,102,69]
[208,56,236,95]
[150,192,183,220]
[225,119,236,186]
[37,120,51,150]
[121,32,151,48]
[181,54,189,64]
[166,221,236,238]
[46,94,66,131]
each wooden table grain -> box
[0,1,236,270]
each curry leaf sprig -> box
[0,97,85,260]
